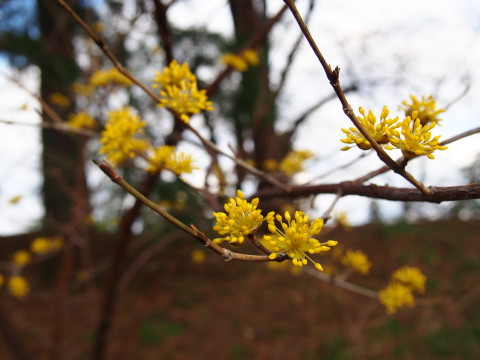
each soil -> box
[1,218,480,360]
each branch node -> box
[222,249,234,262]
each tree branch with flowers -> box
[2,0,480,359]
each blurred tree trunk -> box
[38,0,90,231]
[229,0,290,192]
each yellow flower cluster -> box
[30,236,63,255]
[262,150,314,175]
[279,150,314,175]
[384,111,448,159]
[340,249,372,275]
[99,107,148,165]
[153,60,213,123]
[89,68,133,87]
[213,190,266,245]
[264,211,337,271]
[12,250,32,267]
[49,92,71,108]
[379,266,426,314]
[72,82,95,96]
[212,191,338,271]
[400,94,444,125]
[67,111,97,130]
[146,145,198,175]
[341,95,447,160]
[341,106,397,151]
[391,266,426,293]
[220,49,260,72]
[6,275,30,299]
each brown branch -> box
[283,0,431,195]
[353,126,480,184]
[93,159,271,262]
[253,182,480,204]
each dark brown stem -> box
[283,0,431,195]
[254,182,480,204]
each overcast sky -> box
[1,0,480,235]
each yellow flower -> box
[220,49,259,72]
[262,158,278,171]
[400,94,444,125]
[191,249,206,264]
[99,108,148,165]
[335,212,352,232]
[263,211,337,271]
[340,249,372,275]
[146,146,198,175]
[379,282,415,314]
[213,190,266,245]
[153,60,213,123]
[384,111,448,159]
[72,82,94,96]
[49,92,71,108]
[0,274,4,287]
[278,150,314,175]
[67,112,97,130]
[12,250,31,267]
[8,276,30,299]
[8,195,22,204]
[30,236,63,254]
[152,60,196,89]
[89,68,133,87]
[392,266,426,293]
[341,106,397,151]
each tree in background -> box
[1,1,480,359]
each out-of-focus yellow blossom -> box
[191,249,206,264]
[30,236,63,255]
[89,68,133,87]
[12,250,31,267]
[263,158,278,171]
[392,266,426,293]
[169,152,199,175]
[91,21,104,33]
[384,111,448,159]
[49,92,71,108]
[335,212,352,232]
[8,275,30,299]
[99,108,148,165]
[67,112,97,130]
[221,49,259,72]
[340,249,372,275]
[400,94,444,125]
[8,195,22,204]
[278,150,314,175]
[146,145,198,175]
[263,211,337,271]
[341,106,397,151]
[72,82,95,96]
[379,282,415,314]
[213,190,267,245]
[0,274,4,287]
[153,60,213,123]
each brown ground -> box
[1,218,480,359]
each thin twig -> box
[55,0,290,192]
[303,267,378,299]
[93,159,271,262]
[283,0,431,195]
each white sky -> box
[1,0,480,235]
